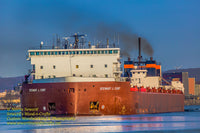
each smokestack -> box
[138,37,142,66]
[128,57,131,61]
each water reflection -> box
[1,109,200,132]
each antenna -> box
[94,37,95,46]
[52,34,55,49]
[70,33,86,49]
[118,33,119,47]
[40,41,43,49]
[56,34,61,49]
[88,41,91,48]
[80,36,85,48]
[175,65,183,70]
[114,32,116,43]
[63,37,70,49]
[107,38,109,48]
[113,33,116,48]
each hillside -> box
[164,68,200,83]
[0,76,24,92]
[0,67,200,92]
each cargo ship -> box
[21,33,184,116]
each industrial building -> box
[188,78,195,95]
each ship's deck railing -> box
[131,67,147,70]
[27,75,128,83]
[28,45,120,50]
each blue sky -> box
[0,0,200,77]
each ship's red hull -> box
[21,81,184,116]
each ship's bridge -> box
[27,46,121,80]
[130,66,160,88]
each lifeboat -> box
[130,86,138,91]
[140,86,146,92]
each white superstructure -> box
[130,67,184,92]
[28,47,121,80]
[130,69,160,88]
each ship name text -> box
[29,88,46,92]
[100,87,120,91]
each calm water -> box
[1,106,200,133]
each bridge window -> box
[40,52,43,55]
[105,50,108,54]
[30,52,35,55]
[109,50,112,54]
[51,52,54,55]
[76,51,79,54]
[114,50,118,54]
[94,51,97,54]
[87,51,90,54]
[101,50,104,54]
[83,51,86,54]
[55,51,57,55]
[44,52,47,55]
[90,51,93,54]
[48,52,51,55]
[65,51,68,55]
[62,51,65,55]
[98,51,100,54]
[80,51,82,54]
[36,52,39,55]
[58,51,61,55]
[72,51,75,54]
